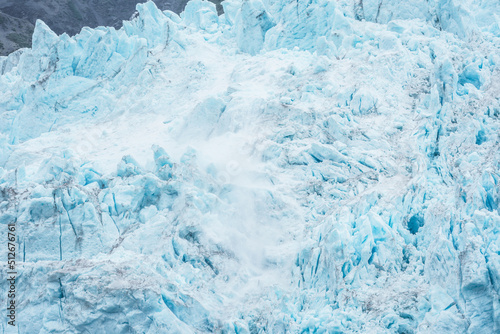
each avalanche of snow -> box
[0,0,499,332]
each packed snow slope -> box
[0,0,499,333]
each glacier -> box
[0,0,499,332]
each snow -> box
[0,0,499,332]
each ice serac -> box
[264,0,351,52]
[181,0,219,32]
[354,0,500,39]
[0,1,185,145]
[236,0,275,55]
[1,0,500,333]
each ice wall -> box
[0,0,499,332]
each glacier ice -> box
[0,0,499,333]
[235,0,275,55]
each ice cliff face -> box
[0,0,192,36]
[0,0,213,56]
[0,0,499,333]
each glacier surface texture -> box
[0,0,500,333]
